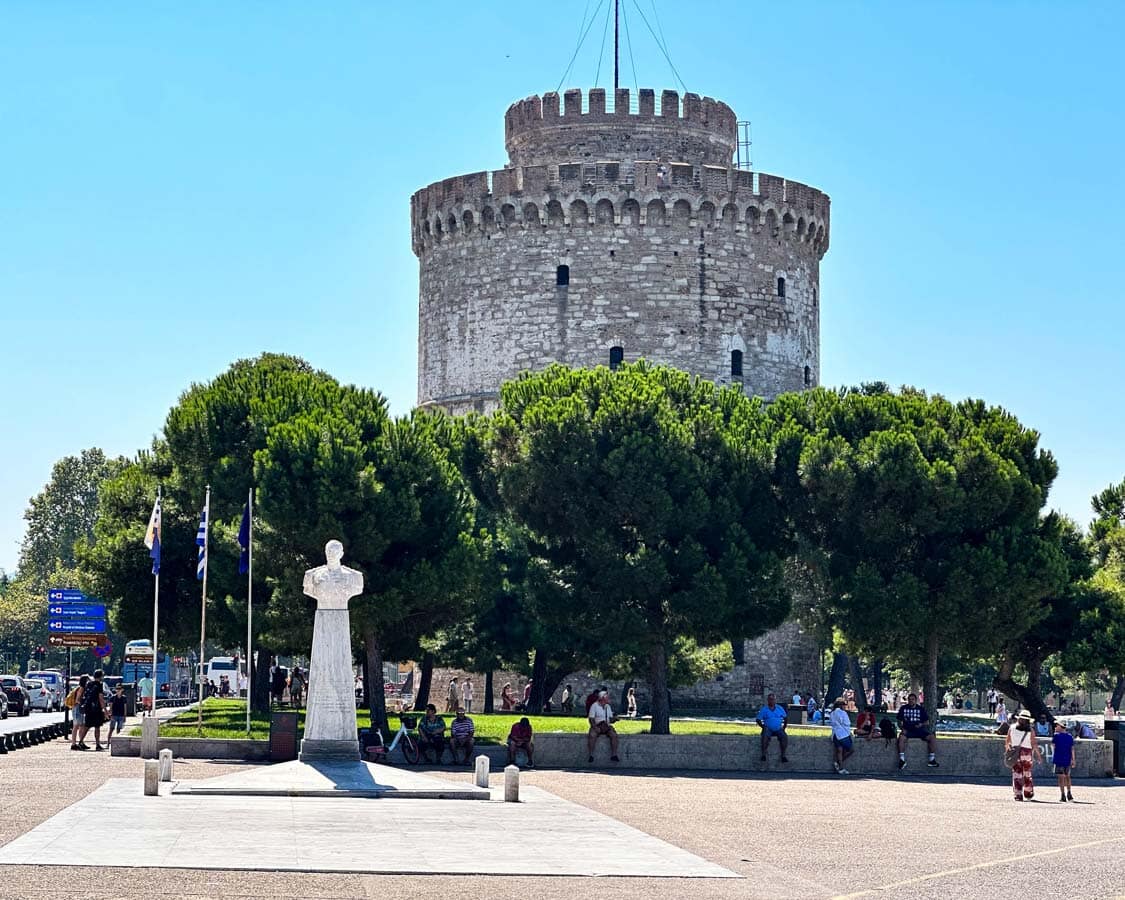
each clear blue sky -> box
[2,2,1122,574]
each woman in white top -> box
[1005,710,1044,801]
[995,700,1009,725]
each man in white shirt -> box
[792,691,802,706]
[587,691,620,764]
[829,697,855,774]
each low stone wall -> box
[110,736,270,761]
[528,732,1115,778]
[108,732,1115,778]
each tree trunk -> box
[847,656,868,711]
[529,647,548,712]
[923,632,939,727]
[1111,674,1124,711]
[993,652,1052,723]
[484,670,494,714]
[872,658,883,709]
[364,630,389,739]
[412,651,434,711]
[252,644,271,713]
[648,642,670,735]
[826,652,848,706]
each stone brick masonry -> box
[410,85,829,708]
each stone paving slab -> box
[171,758,490,799]
[0,775,737,879]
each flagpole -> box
[197,486,210,732]
[151,485,161,717]
[245,488,253,735]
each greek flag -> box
[195,503,208,581]
[144,495,162,576]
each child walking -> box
[1051,720,1076,802]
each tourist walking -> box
[830,697,854,774]
[561,684,574,714]
[988,688,998,715]
[79,669,109,751]
[105,684,128,745]
[1006,710,1043,801]
[461,678,473,714]
[995,699,1009,727]
[626,687,637,718]
[68,674,89,749]
[446,678,459,713]
[1051,720,1076,802]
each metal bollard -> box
[144,759,160,796]
[158,749,173,782]
[504,764,520,802]
[474,754,490,788]
[27,729,40,746]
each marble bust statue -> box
[303,540,363,610]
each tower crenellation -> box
[413,87,830,415]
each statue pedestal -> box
[299,608,359,761]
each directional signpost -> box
[46,587,108,649]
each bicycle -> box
[384,714,420,765]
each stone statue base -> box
[298,738,360,761]
[298,607,359,762]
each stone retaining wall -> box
[530,732,1115,778]
[110,736,269,761]
[110,732,1114,778]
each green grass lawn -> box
[138,699,826,742]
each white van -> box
[25,670,65,710]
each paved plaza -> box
[0,738,1123,899]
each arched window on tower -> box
[609,346,624,371]
[731,349,743,378]
[556,265,570,286]
[777,276,786,299]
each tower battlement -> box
[505,88,737,167]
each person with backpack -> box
[78,669,109,751]
[68,675,89,750]
[106,684,128,745]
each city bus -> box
[121,640,191,698]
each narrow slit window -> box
[804,365,812,387]
[731,349,743,377]
[556,264,570,286]
[609,346,624,371]
[777,276,786,298]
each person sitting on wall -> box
[756,693,789,763]
[507,716,535,768]
[855,706,877,740]
[896,692,939,770]
[587,691,620,764]
[449,707,475,765]
[417,703,447,764]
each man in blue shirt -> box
[896,693,939,769]
[756,693,789,762]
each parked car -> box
[24,679,54,712]
[25,670,65,709]
[1,676,32,716]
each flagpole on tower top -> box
[613,0,619,93]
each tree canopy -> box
[488,363,795,733]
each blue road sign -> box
[48,619,107,634]
[48,603,107,619]
[47,588,86,603]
